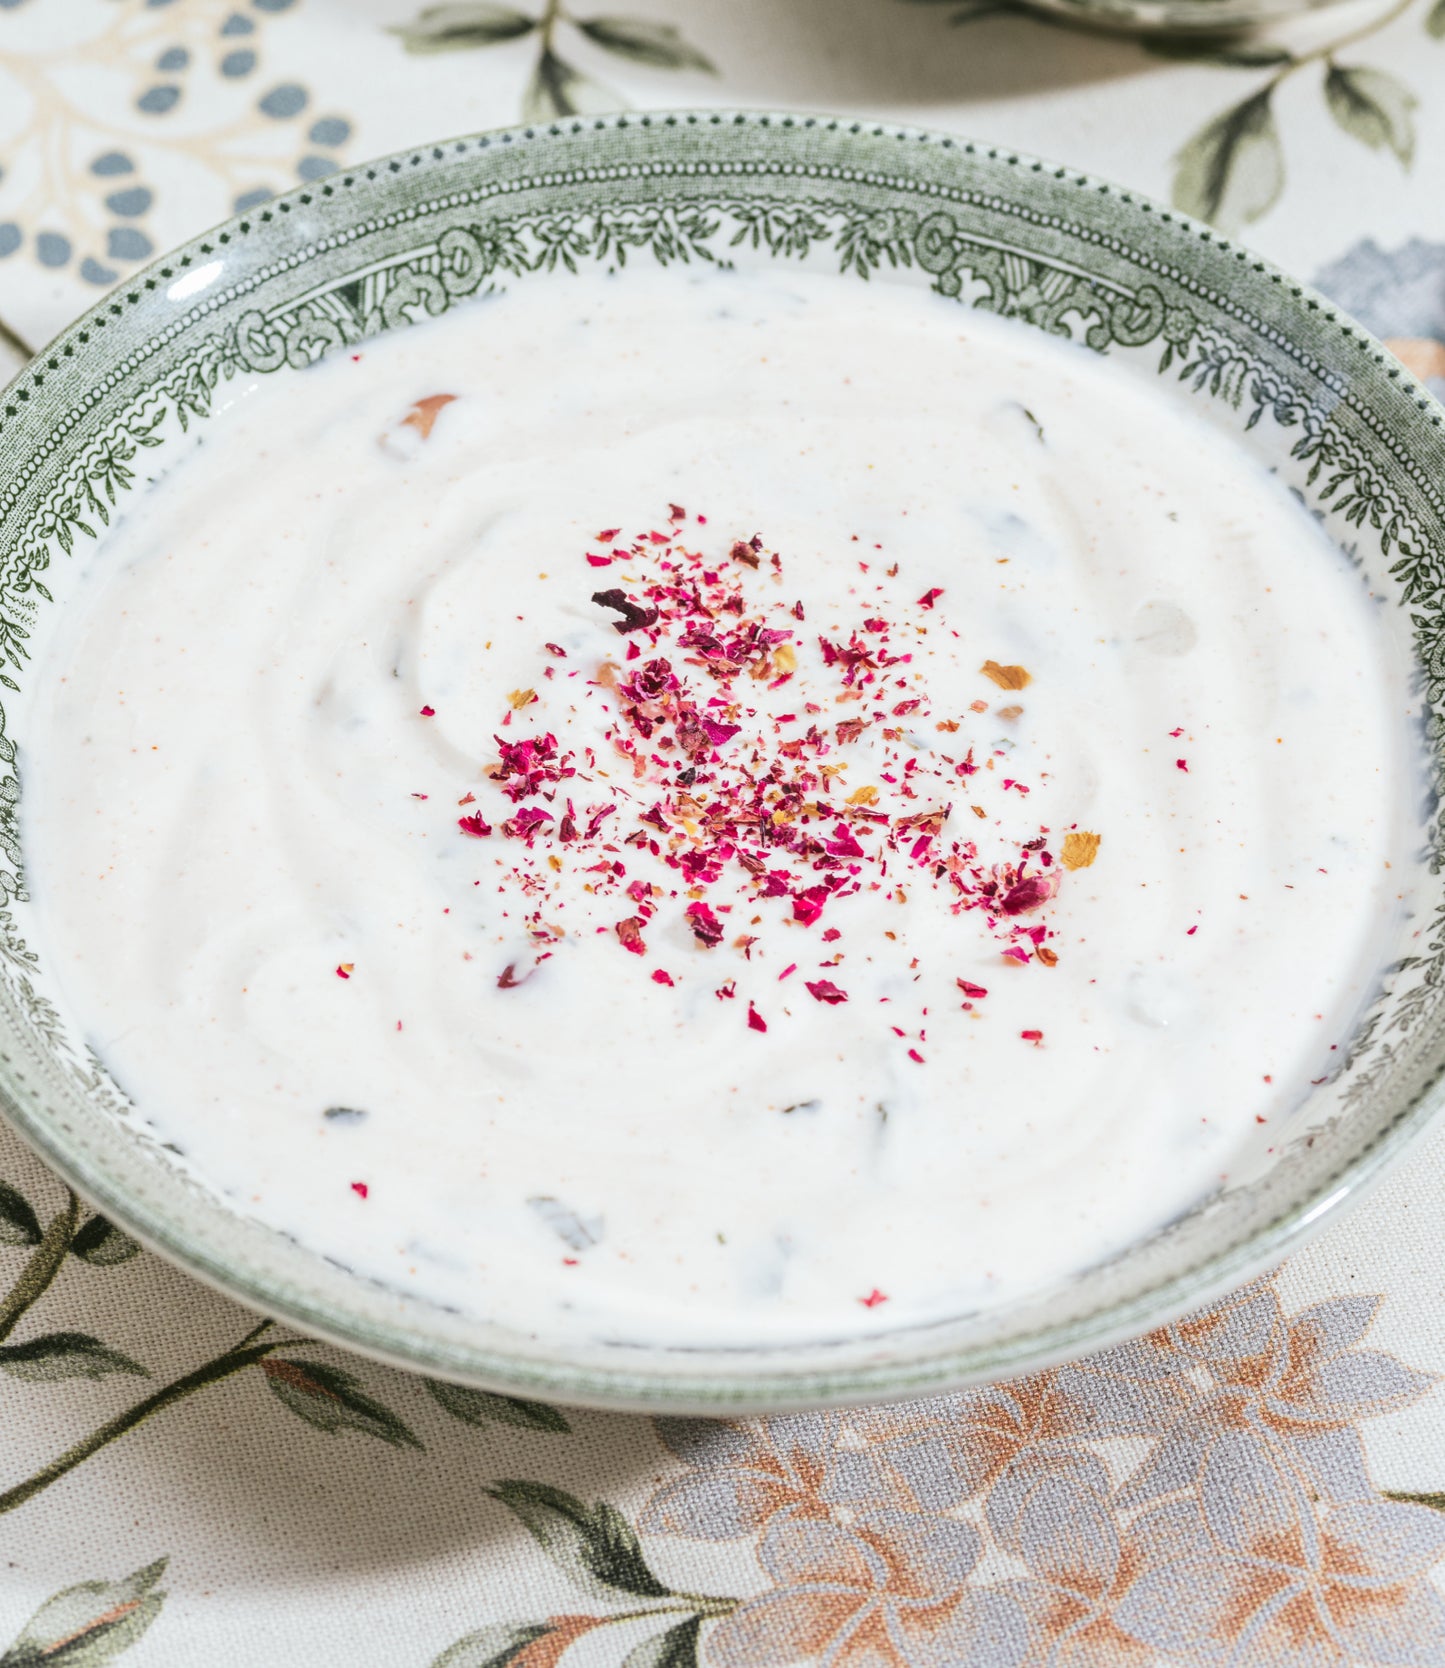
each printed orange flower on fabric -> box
[1116,1431,1445,1664]
[641,1414,920,1540]
[986,1454,1159,1668]
[1122,1278,1438,1507]
[636,1275,1445,1668]
[851,1343,1199,1511]
[706,1510,1031,1668]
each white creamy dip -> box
[25,268,1415,1346]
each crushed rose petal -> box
[980,660,1031,691]
[399,393,456,439]
[445,512,1079,1061]
[1060,831,1101,871]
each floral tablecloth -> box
[4,2,1445,1663]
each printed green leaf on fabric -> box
[426,1378,571,1432]
[1384,1489,1445,1512]
[522,49,619,120]
[0,1558,166,1667]
[487,1480,673,1599]
[261,1358,423,1448]
[1324,64,1416,165]
[1172,89,1284,231]
[0,1332,147,1383]
[390,3,537,52]
[0,1182,41,1248]
[622,1616,703,1668]
[575,17,715,72]
[430,1623,551,1668]
[69,1215,141,1266]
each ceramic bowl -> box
[1015,0,1358,34]
[3,112,1444,1413]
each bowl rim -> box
[4,106,1445,1414]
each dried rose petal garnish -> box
[448,513,1079,1055]
[1060,831,1101,871]
[399,393,457,439]
[980,660,1032,691]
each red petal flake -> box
[1020,1029,1044,1045]
[458,813,493,838]
[350,1181,369,1199]
[651,969,674,986]
[586,554,613,567]
[805,979,848,1004]
[335,963,354,980]
[1000,873,1059,916]
[917,588,944,609]
[1176,759,1189,772]
[792,886,829,927]
[859,1288,889,1308]
[747,1003,768,1032]
[956,979,989,1000]
[419,705,435,717]
[615,916,647,955]
[685,901,724,947]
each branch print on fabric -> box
[0,1170,568,1522]
[390,1,715,121]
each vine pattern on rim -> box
[426,1274,1445,1666]
[3,186,1441,1167]
[389,0,715,120]
[0,1168,568,1524]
